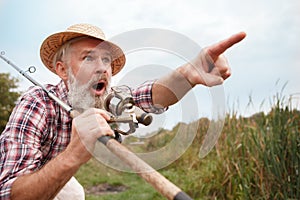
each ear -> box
[55,61,68,81]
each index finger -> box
[207,32,246,60]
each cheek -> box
[71,65,94,84]
[76,71,94,84]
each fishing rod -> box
[0,51,193,200]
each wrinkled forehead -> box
[68,37,112,54]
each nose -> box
[95,59,109,74]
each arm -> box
[10,149,80,200]
[10,108,113,200]
[152,32,246,108]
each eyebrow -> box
[101,51,112,58]
[79,50,112,57]
[80,50,96,56]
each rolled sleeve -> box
[0,138,41,199]
[132,80,167,114]
[0,177,17,200]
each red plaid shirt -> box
[0,80,164,199]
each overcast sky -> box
[0,0,299,130]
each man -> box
[0,23,246,199]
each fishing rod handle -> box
[98,136,193,200]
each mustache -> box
[67,72,110,111]
[89,74,109,86]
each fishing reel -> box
[104,85,153,141]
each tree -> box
[0,73,20,133]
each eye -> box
[102,56,112,65]
[83,55,94,61]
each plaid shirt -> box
[0,79,164,199]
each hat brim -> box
[40,31,125,76]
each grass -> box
[75,92,300,200]
[75,159,164,200]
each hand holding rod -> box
[0,52,193,200]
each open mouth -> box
[92,82,105,91]
[91,81,106,95]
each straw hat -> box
[40,23,126,76]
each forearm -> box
[11,150,81,200]
[152,66,193,108]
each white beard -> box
[67,70,110,112]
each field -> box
[75,94,300,200]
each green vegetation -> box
[0,72,298,199]
[0,73,20,133]
[76,93,300,200]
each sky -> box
[0,0,299,131]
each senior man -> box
[0,23,246,199]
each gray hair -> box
[52,36,90,68]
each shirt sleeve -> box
[132,80,167,114]
[0,87,49,199]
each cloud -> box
[0,0,299,118]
